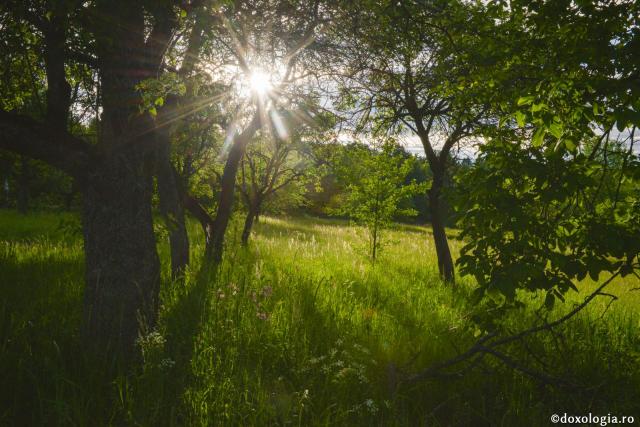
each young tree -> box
[334,141,423,262]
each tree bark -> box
[241,205,257,246]
[0,0,178,359]
[79,0,169,355]
[17,156,29,214]
[155,128,190,278]
[81,150,160,355]
[206,115,261,263]
[428,171,455,284]
[183,192,215,245]
[150,5,206,278]
[411,105,457,285]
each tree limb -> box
[0,109,90,178]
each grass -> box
[0,209,639,425]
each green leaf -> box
[549,122,563,138]
[515,110,526,127]
[532,102,545,112]
[532,127,546,147]
[564,139,576,152]
[517,96,534,106]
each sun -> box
[248,69,273,96]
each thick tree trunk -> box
[81,151,160,355]
[79,0,170,355]
[241,206,257,246]
[0,1,178,360]
[428,174,455,284]
[156,132,189,278]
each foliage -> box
[456,138,639,319]
[453,0,640,321]
[238,125,315,218]
[332,141,425,261]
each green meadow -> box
[1,209,638,426]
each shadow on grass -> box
[138,262,219,424]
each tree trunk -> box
[371,220,378,262]
[81,151,160,356]
[207,140,245,262]
[428,175,455,284]
[206,115,260,263]
[17,156,29,214]
[155,131,190,278]
[1,176,8,208]
[241,206,257,246]
[79,0,168,355]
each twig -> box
[404,270,622,386]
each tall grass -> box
[0,210,638,425]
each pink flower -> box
[261,285,273,298]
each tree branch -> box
[0,109,90,178]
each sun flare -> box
[248,69,273,95]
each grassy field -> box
[0,209,639,426]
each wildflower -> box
[228,282,238,296]
[364,399,379,414]
[261,285,273,298]
[216,288,225,300]
[159,358,175,370]
[257,311,269,321]
[137,331,166,348]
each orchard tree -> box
[330,0,487,282]
[238,128,310,245]
[401,0,640,386]
[456,0,640,311]
[0,0,188,355]
[185,0,333,264]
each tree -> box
[330,0,487,282]
[0,0,202,356]
[401,0,640,386]
[183,0,333,264]
[238,129,309,245]
[455,0,640,310]
[334,140,423,262]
